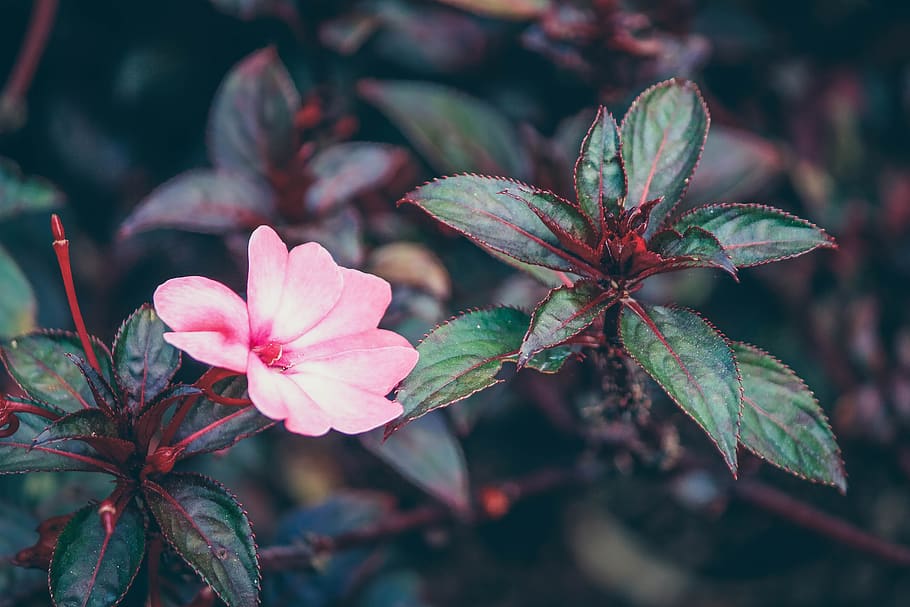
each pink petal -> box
[246,226,289,341]
[153,276,249,370]
[291,373,404,434]
[286,330,418,395]
[246,354,331,436]
[286,268,392,349]
[162,332,248,373]
[269,242,344,343]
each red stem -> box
[51,215,102,377]
[1,0,58,119]
[733,479,910,567]
[159,368,233,447]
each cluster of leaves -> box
[0,307,273,606]
[120,47,411,266]
[392,79,846,490]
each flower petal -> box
[287,330,418,394]
[247,354,331,436]
[269,242,344,343]
[162,332,248,373]
[287,268,392,349]
[154,276,249,370]
[247,225,289,341]
[291,373,404,434]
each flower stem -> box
[51,214,102,376]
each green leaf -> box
[361,412,470,513]
[669,204,835,267]
[502,187,598,251]
[171,376,274,459]
[433,0,550,20]
[0,244,35,338]
[1,332,114,413]
[145,473,260,607]
[0,157,64,220]
[732,342,846,491]
[49,500,145,607]
[33,409,117,447]
[575,106,625,226]
[119,170,276,238]
[390,307,529,433]
[620,303,741,472]
[208,47,300,177]
[483,247,579,288]
[113,305,181,412]
[649,225,737,277]
[401,175,581,272]
[0,403,102,474]
[359,80,530,179]
[519,281,616,365]
[621,79,709,238]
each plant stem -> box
[51,214,102,377]
[0,0,58,129]
[259,463,597,571]
[733,479,910,567]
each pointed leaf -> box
[621,79,709,238]
[620,303,741,472]
[649,225,737,277]
[145,473,260,607]
[401,175,583,272]
[0,157,64,220]
[733,342,846,491]
[390,307,529,433]
[49,500,145,607]
[669,204,835,267]
[0,244,35,338]
[360,80,530,179]
[483,247,580,288]
[362,413,470,514]
[171,376,274,459]
[1,401,103,474]
[119,169,276,237]
[113,305,181,412]
[502,187,598,251]
[208,47,300,177]
[1,332,114,413]
[67,354,121,412]
[575,106,625,226]
[520,281,616,364]
[33,409,117,447]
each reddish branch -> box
[733,479,910,567]
[0,0,58,128]
[259,463,596,571]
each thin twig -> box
[733,479,910,567]
[259,463,596,571]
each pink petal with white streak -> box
[269,242,344,343]
[291,373,404,434]
[247,354,331,435]
[246,225,288,341]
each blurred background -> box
[1,0,910,605]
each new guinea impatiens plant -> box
[392,78,845,490]
[0,217,417,607]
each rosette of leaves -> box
[0,306,273,606]
[120,46,411,266]
[392,79,845,490]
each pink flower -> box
[153,226,418,435]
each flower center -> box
[252,342,285,368]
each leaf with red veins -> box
[574,106,626,231]
[500,187,598,256]
[519,281,617,365]
[620,302,742,474]
[668,204,836,268]
[621,79,709,239]
[400,175,603,276]
[648,226,737,279]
